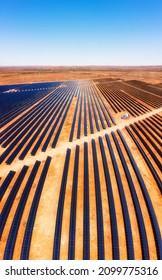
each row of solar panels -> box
[126,80,162,97]
[110,82,162,108]
[0,86,76,164]
[0,84,116,164]
[0,82,62,128]
[1,125,161,259]
[127,114,161,193]
[69,85,115,142]
[96,83,151,116]
[0,82,62,94]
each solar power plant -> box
[0,79,162,260]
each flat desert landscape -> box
[0,67,162,260]
[0,66,162,85]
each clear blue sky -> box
[0,0,162,66]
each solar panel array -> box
[0,83,115,164]
[1,127,161,259]
[0,79,161,260]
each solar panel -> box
[117,129,162,260]
[20,157,51,260]
[53,149,71,260]
[92,139,105,260]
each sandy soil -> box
[0,66,162,85]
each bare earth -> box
[0,66,162,85]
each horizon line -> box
[0,65,162,68]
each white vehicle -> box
[121,113,129,119]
